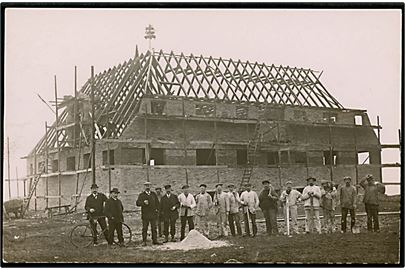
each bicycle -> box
[70,216,132,248]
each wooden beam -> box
[54,75,62,209]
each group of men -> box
[84,173,385,247]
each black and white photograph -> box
[2,3,403,265]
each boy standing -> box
[320,180,337,233]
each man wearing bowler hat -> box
[104,187,125,247]
[136,181,161,246]
[159,184,180,242]
[301,177,322,234]
[84,183,109,245]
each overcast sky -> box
[4,8,402,197]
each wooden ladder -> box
[22,161,48,217]
[239,121,261,191]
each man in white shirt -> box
[240,183,259,237]
[280,181,302,235]
[178,184,196,240]
[301,177,322,234]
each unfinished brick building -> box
[24,49,382,211]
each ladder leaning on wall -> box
[21,161,49,217]
[239,120,261,191]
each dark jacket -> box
[259,188,279,210]
[84,193,108,218]
[104,197,124,222]
[360,180,386,205]
[160,193,180,220]
[136,191,160,220]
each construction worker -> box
[178,184,196,240]
[104,188,124,248]
[240,183,259,237]
[213,183,230,238]
[320,180,337,233]
[337,176,357,233]
[360,174,386,232]
[84,183,108,246]
[280,181,301,235]
[195,184,213,237]
[259,180,279,236]
[227,184,242,237]
[301,177,322,234]
[159,184,180,243]
[136,182,161,246]
[155,187,163,238]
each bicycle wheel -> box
[113,223,132,245]
[70,224,93,248]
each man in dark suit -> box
[136,181,161,246]
[160,184,180,243]
[84,183,108,245]
[104,187,124,247]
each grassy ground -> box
[2,197,401,264]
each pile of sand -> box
[154,229,230,251]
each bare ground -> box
[2,198,401,265]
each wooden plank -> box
[381,144,401,148]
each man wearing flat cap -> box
[301,177,322,234]
[259,180,279,236]
[227,184,242,236]
[159,184,180,242]
[195,184,213,237]
[84,183,108,245]
[178,184,196,240]
[337,176,357,233]
[280,181,301,234]
[104,187,124,247]
[213,183,230,238]
[240,183,259,237]
[136,182,161,246]
[360,174,385,232]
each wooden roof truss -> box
[30,49,344,156]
